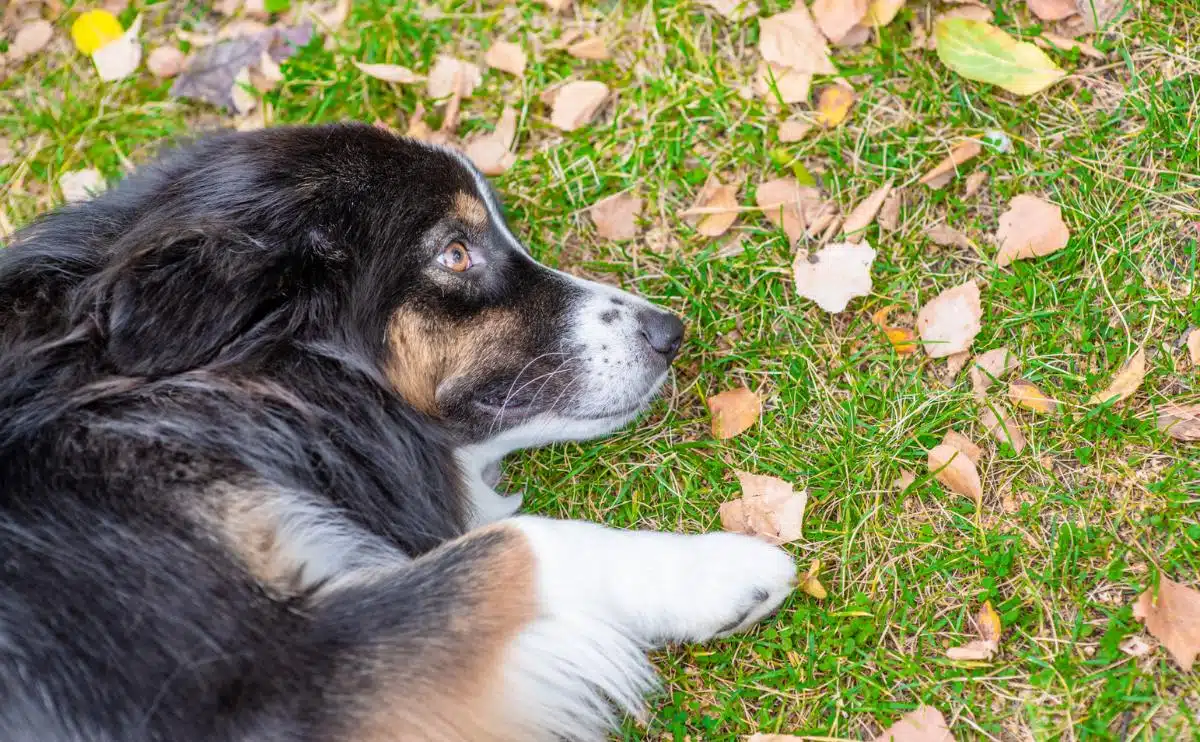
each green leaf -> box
[935,18,1066,96]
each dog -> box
[0,123,796,742]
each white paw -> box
[668,532,797,642]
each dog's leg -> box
[310,517,795,742]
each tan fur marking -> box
[353,524,539,742]
[385,307,523,416]
[200,484,307,598]
[452,191,488,229]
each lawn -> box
[2,0,1199,739]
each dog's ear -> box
[101,229,298,377]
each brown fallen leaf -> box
[427,55,482,98]
[353,60,423,83]
[1132,578,1200,670]
[1076,0,1124,32]
[941,429,981,465]
[928,442,983,504]
[969,347,1018,397]
[919,140,982,189]
[814,84,856,127]
[1188,329,1200,366]
[754,61,813,104]
[589,192,641,241]
[925,223,973,250]
[700,0,761,21]
[980,405,1026,453]
[687,175,740,238]
[146,46,185,78]
[995,195,1070,267]
[778,117,813,143]
[464,106,519,176]
[841,181,892,242]
[1088,348,1145,407]
[549,80,609,131]
[757,177,818,243]
[1157,404,1200,442]
[877,191,902,232]
[758,3,836,75]
[947,601,1002,660]
[1027,0,1078,20]
[916,280,982,359]
[405,103,432,141]
[872,306,917,355]
[812,0,869,43]
[170,22,312,111]
[484,40,526,77]
[894,468,917,491]
[708,386,761,439]
[11,19,54,62]
[835,23,872,47]
[1120,635,1155,658]
[872,706,956,742]
[567,36,609,60]
[792,243,876,314]
[1009,379,1057,414]
[800,559,827,598]
[944,350,971,383]
[963,171,988,198]
[720,470,807,545]
[867,0,906,26]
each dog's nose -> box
[637,309,684,360]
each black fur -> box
[0,123,622,741]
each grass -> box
[3,0,1199,739]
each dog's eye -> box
[438,242,472,272]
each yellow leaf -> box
[72,9,124,56]
[814,84,855,127]
[708,386,762,439]
[866,0,905,26]
[885,327,917,354]
[801,559,827,599]
[978,601,1002,643]
[1008,379,1057,414]
[935,18,1066,96]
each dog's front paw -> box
[671,532,797,642]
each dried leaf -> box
[778,117,813,142]
[1132,578,1200,670]
[708,386,761,439]
[872,706,956,742]
[353,60,423,83]
[549,80,609,131]
[969,348,1018,397]
[484,41,526,77]
[963,171,988,198]
[567,36,609,60]
[981,405,1026,453]
[688,175,740,238]
[800,559,826,598]
[885,327,917,354]
[878,191,901,232]
[866,0,906,26]
[792,242,876,314]
[948,601,1002,660]
[812,0,869,43]
[814,84,856,127]
[941,429,981,465]
[1119,636,1154,658]
[1027,0,1078,20]
[925,224,973,250]
[936,18,1066,95]
[1188,329,1200,366]
[916,280,982,359]
[928,443,982,504]
[170,22,312,111]
[1009,379,1057,414]
[538,0,572,11]
[464,106,519,176]
[759,3,836,75]
[406,102,432,141]
[894,468,917,491]
[91,14,142,82]
[720,471,807,545]
[995,194,1070,267]
[427,55,482,98]
[834,23,872,47]
[589,192,641,241]
[1076,0,1123,32]
[700,0,761,21]
[754,61,813,104]
[919,140,982,189]
[756,177,816,243]
[146,46,185,78]
[1088,348,1145,406]
[59,169,106,203]
[841,181,892,242]
[11,19,54,62]
[1157,404,1200,442]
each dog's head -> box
[71,124,681,449]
